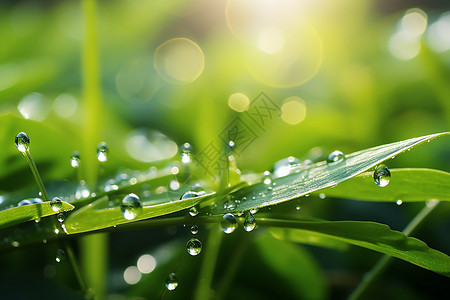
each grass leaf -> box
[258,218,450,276]
[0,200,74,230]
[211,132,449,214]
[317,168,450,202]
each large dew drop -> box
[165,273,178,291]
[18,198,44,206]
[121,193,142,220]
[243,211,256,232]
[15,132,30,153]
[180,142,193,164]
[327,150,345,164]
[50,197,63,212]
[273,156,300,178]
[97,142,109,162]
[221,213,237,234]
[70,151,80,168]
[181,190,202,200]
[374,164,391,187]
[186,237,202,256]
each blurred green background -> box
[0,0,449,299]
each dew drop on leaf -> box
[374,164,391,187]
[273,156,300,178]
[121,193,142,220]
[15,132,30,153]
[243,211,256,232]
[104,179,119,192]
[396,199,403,206]
[97,142,109,162]
[186,237,202,256]
[165,273,178,291]
[180,191,198,200]
[221,213,237,234]
[55,249,65,263]
[70,151,80,168]
[17,198,44,206]
[50,197,63,212]
[262,171,272,185]
[327,150,345,164]
[190,224,199,235]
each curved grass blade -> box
[317,168,450,202]
[269,227,349,251]
[211,132,449,214]
[257,218,450,276]
[65,192,214,234]
[0,200,75,230]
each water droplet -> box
[186,237,202,256]
[243,211,256,232]
[223,200,236,211]
[75,181,90,199]
[50,197,63,212]
[104,179,119,192]
[396,199,403,206]
[121,193,142,220]
[180,142,193,163]
[11,241,20,247]
[189,206,199,217]
[56,213,65,223]
[165,273,178,291]
[97,142,109,162]
[221,213,237,234]
[190,224,199,235]
[55,249,65,263]
[227,140,236,151]
[327,150,345,164]
[181,190,201,200]
[250,208,259,214]
[15,132,30,153]
[373,164,391,187]
[18,198,44,206]
[295,206,301,211]
[273,156,300,178]
[70,151,80,168]
[262,171,272,185]
[319,193,326,199]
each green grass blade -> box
[211,132,449,214]
[317,168,450,202]
[0,200,74,230]
[65,192,214,234]
[257,218,450,276]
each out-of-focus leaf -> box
[258,218,450,276]
[0,200,74,230]
[317,168,450,202]
[211,132,449,214]
[269,227,349,251]
[256,232,327,300]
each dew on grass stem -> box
[327,150,345,164]
[97,142,109,162]
[15,132,30,153]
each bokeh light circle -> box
[226,0,323,87]
[154,38,205,84]
[281,97,307,125]
[228,93,250,112]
